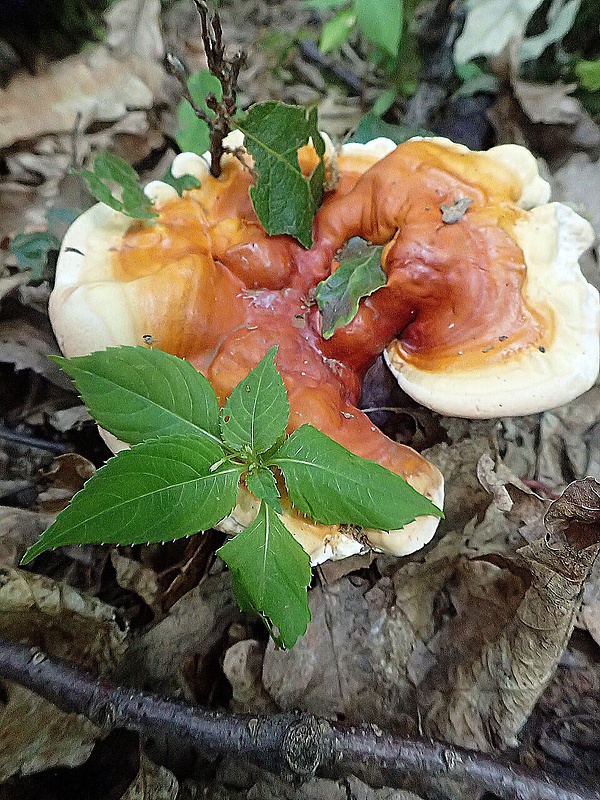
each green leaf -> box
[176,102,211,156]
[246,467,282,513]
[52,346,221,445]
[319,8,356,52]
[354,0,402,56]
[217,501,312,648]
[350,112,434,143]
[271,424,442,529]
[176,69,223,156]
[237,102,326,248]
[371,87,397,117]
[220,346,289,456]
[303,0,348,8]
[22,435,243,563]
[78,153,157,220]
[161,170,202,196]
[315,242,387,338]
[8,231,60,280]
[576,56,600,92]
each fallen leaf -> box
[513,80,581,124]
[105,0,164,63]
[262,577,419,732]
[454,0,544,64]
[36,454,96,516]
[222,639,277,715]
[422,478,600,751]
[0,47,163,149]
[116,571,238,695]
[121,752,179,800]
[0,506,55,567]
[0,566,128,779]
[0,318,74,391]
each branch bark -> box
[0,636,597,800]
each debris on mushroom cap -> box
[49,132,598,563]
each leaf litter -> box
[2,0,600,798]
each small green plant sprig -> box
[22,346,441,648]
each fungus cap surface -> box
[49,133,599,563]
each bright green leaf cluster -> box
[22,346,441,649]
[236,103,326,248]
[308,0,403,58]
[315,241,387,338]
[78,152,158,220]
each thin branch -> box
[0,636,597,800]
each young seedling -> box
[22,346,441,648]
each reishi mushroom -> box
[49,132,600,564]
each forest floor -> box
[1,1,600,798]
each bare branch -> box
[0,636,597,800]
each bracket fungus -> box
[49,133,599,564]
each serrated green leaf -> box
[246,467,282,513]
[315,242,386,338]
[52,346,221,445]
[354,0,402,56]
[220,346,289,455]
[271,424,442,529]
[237,102,326,248]
[176,69,223,156]
[8,231,60,280]
[79,170,124,212]
[217,501,311,648]
[319,7,356,52]
[307,106,326,213]
[78,153,157,220]
[93,151,139,183]
[22,435,243,563]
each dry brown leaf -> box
[262,577,419,733]
[222,639,277,715]
[36,453,96,516]
[0,317,73,390]
[0,566,128,779]
[421,478,600,751]
[513,80,581,125]
[0,506,55,567]
[0,50,162,149]
[111,550,163,617]
[552,153,600,246]
[537,385,600,489]
[121,752,179,800]
[116,571,238,696]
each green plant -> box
[22,346,441,648]
[306,0,422,113]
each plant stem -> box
[0,636,597,800]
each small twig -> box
[165,54,212,127]
[0,426,69,454]
[193,0,246,177]
[298,40,363,96]
[0,636,597,800]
